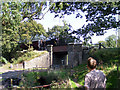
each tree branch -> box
[33,7,50,20]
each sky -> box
[36,8,117,44]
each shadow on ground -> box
[1,69,49,89]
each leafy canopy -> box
[47,20,74,44]
[19,20,46,45]
[1,2,49,61]
[50,2,120,38]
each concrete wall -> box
[13,52,50,69]
[67,43,82,67]
[24,52,50,69]
[13,63,23,69]
[12,44,83,69]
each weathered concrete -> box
[52,43,82,68]
[67,43,82,67]
[12,51,50,69]
[24,52,50,69]
[47,45,53,68]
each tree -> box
[47,20,74,45]
[2,1,120,61]
[105,34,117,48]
[98,41,107,47]
[82,36,92,47]
[47,25,62,39]
[19,20,47,47]
[50,2,120,38]
[1,2,50,61]
[2,3,22,61]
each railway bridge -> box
[47,43,82,68]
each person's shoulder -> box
[96,70,105,75]
[86,70,95,76]
[85,71,91,77]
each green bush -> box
[19,71,68,87]
[0,56,8,64]
[89,48,120,63]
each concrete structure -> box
[12,43,83,69]
[52,43,83,68]
[12,52,50,69]
[24,52,50,69]
[47,45,53,68]
[67,43,82,67]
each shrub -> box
[0,56,8,64]
[19,70,68,87]
[89,48,120,63]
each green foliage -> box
[12,50,48,64]
[69,63,88,86]
[117,38,120,47]
[105,34,117,48]
[50,2,120,38]
[82,36,92,47]
[19,20,47,46]
[89,48,120,63]
[106,69,120,89]
[98,40,107,47]
[47,25,62,39]
[0,56,8,64]
[47,20,74,44]
[1,2,48,61]
[69,61,119,89]
[18,60,119,89]
[2,2,22,61]
[19,70,68,87]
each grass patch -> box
[12,50,48,64]
[69,79,77,88]
[69,61,119,88]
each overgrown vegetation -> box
[0,56,8,64]
[17,62,119,89]
[71,62,119,88]
[19,70,69,88]
[89,48,120,63]
[16,48,120,89]
[0,50,48,70]
[12,50,48,64]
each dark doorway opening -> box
[53,52,68,68]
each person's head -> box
[87,57,97,70]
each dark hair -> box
[87,57,97,69]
